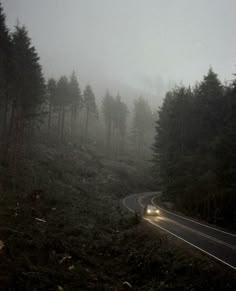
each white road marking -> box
[146,218,236,270]
[137,194,235,249]
[122,196,135,213]
[151,196,236,237]
[123,193,236,270]
[165,216,236,250]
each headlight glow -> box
[147,209,151,214]
[156,209,159,213]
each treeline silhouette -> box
[0,1,155,186]
[153,68,236,229]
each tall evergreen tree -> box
[1,24,45,170]
[69,72,83,135]
[0,1,12,139]
[11,25,45,124]
[153,69,236,228]
[102,90,114,149]
[56,76,69,141]
[9,24,44,146]
[195,68,224,147]
[132,97,153,155]
[83,84,97,139]
[47,78,57,133]
[112,95,128,152]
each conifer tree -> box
[102,90,115,149]
[56,76,69,141]
[112,95,128,152]
[83,84,97,139]
[69,72,83,135]
[47,78,57,133]
[0,1,12,139]
[11,25,45,124]
[132,97,153,154]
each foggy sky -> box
[2,0,236,106]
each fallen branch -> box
[35,218,47,223]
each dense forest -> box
[153,69,236,229]
[1,1,236,290]
[1,0,235,230]
[0,1,154,192]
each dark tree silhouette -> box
[132,97,154,155]
[153,69,236,229]
[47,78,57,133]
[69,72,83,135]
[83,84,97,139]
[56,76,69,141]
[0,1,12,140]
[112,95,128,153]
[102,90,115,149]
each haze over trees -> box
[0,2,45,172]
[153,68,236,229]
[1,1,236,289]
[102,92,131,155]
[1,0,236,231]
[102,90,114,149]
[69,71,83,135]
[0,0,154,180]
[132,97,154,156]
[83,84,98,140]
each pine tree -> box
[9,24,44,147]
[132,97,153,155]
[69,72,83,135]
[0,1,12,139]
[83,84,97,139]
[112,95,128,153]
[11,25,45,123]
[153,86,195,206]
[3,24,45,171]
[56,76,69,141]
[195,68,224,146]
[152,69,236,227]
[213,78,236,225]
[102,90,115,149]
[47,78,57,133]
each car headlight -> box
[156,209,159,214]
[147,209,151,214]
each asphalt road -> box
[123,192,236,270]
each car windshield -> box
[147,205,157,210]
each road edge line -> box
[122,196,135,213]
[139,194,236,249]
[146,218,236,271]
[151,197,236,237]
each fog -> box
[1,1,236,287]
[3,0,236,106]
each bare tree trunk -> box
[71,106,74,136]
[1,97,8,139]
[71,106,77,136]
[106,121,112,149]
[7,100,16,143]
[58,108,61,138]
[85,109,89,140]
[48,101,52,134]
[75,110,80,137]
[61,106,65,142]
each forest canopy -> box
[153,68,236,229]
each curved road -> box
[123,192,236,270]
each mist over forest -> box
[0,1,236,290]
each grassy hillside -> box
[0,141,235,290]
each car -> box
[143,205,160,216]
